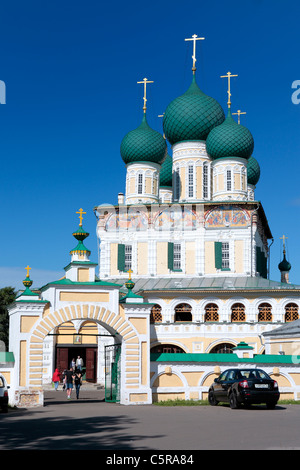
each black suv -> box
[208,368,280,409]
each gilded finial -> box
[76,208,86,227]
[232,109,246,124]
[137,78,154,113]
[25,265,31,278]
[220,71,238,108]
[280,235,288,254]
[185,34,205,74]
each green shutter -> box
[168,242,174,270]
[214,242,222,269]
[117,244,125,271]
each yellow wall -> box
[137,242,148,275]
[235,240,244,273]
[110,243,118,276]
[157,242,168,274]
[205,241,217,274]
[185,242,196,275]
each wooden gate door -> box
[86,347,97,382]
[56,347,68,377]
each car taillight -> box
[273,381,278,389]
[4,391,8,397]
[239,380,249,388]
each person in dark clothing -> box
[64,368,75,399]
[74,369,83,399]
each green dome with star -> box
[163,75,225,145]
[159,154,172,187]
[247,156,260,185]
[206,108,254,160]
[120,114,167,165]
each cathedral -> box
[2,35,300,407]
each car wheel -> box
[208,389,218,406]
[1,406,8,413]
[229,392,239,409]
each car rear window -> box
[238,370,270,380]
[0,377,4,387]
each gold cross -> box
[127,269,133,280]
[137,78,154,113]
[185,34,205,73]
[76,208,86,226]
[280,235,288,251]
[25,265,31,278]
[232,109,246,124]
[220,71,238,107]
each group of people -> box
[52,355,84,400]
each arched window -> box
[285,303,299,322]
[203,163,209,199]
[151,344,185,353]
[150,304,162,324]
[204,303,219,322]
[210,343,234,354]
[174,303,192,322]
[231,303,246,322]
[258,303,272,322]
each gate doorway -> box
[105,344,121,403]
[56,346,98,383]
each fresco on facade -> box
[105,211,148,231]
[205,206,249,228]
[154,208,197,231]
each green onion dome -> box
[206,108,254,160]
[278,253,291,272]
[120,114,167,165]
[247,156,260,186]
[163,75,225,145]
[159,154,172,187]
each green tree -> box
[0,287,17,350]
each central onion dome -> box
[159,153,172,187]
[206,108,254,160]
[120,114,167,165]
[163,74,225,145]
[247,156,260,185]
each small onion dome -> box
[163,74,225,145]
[278,253,291,272]
[159,154,172,187]
[120,114,167,165]
[70,226,91,256]
[247,156,260,186]
[206,108,254,160]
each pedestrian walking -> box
[52,368,61,391]
[74,369,83,399]
[70,358,76,370]
[64,368,75,399]
[76,355,84,371]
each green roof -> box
[159,153,172,187]
[120,113,167,165]
[206,108,254,160]
[0,352,15,363]
[247,156,260,185]
[39,277,122,291]
[150,352,297,365]
[163,74,225,144]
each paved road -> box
[1,389,300,451]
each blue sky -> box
[1,0,300,290]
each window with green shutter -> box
[117,244,125,271]
[168,242,174,271]
[214,242,222,270]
